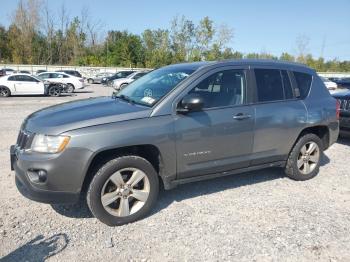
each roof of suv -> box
[164,59,314,73]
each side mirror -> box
[177,93,204,113]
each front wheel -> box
[48,86,61,97]
[285,133,323,181]
[87,156,159,226]
[88,78,94,84]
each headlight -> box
[31,134,70,153]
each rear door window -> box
[39,73,49,79]
[293,72,312,98]
[16,75,37,82]
[254,69,284,102]
[8,76,17,81]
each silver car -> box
[87,73,114,84]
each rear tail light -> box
[336,99,340,120]
[79,78,84,83]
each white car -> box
[320,76,337,90]
[37,72,85,93]
[113,71,149,90]
[0,74,62,97]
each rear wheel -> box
[285,133,323,181]
[88,78,94,84]
[0,86,10,97]
[87,156,159,226]
[66,84,75,93]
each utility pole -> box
[106,40,108,67]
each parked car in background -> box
[17,70,31,74]
[0,69,6,77]
[0,74,63,97]
[332,90,350,135]
[87,72,114,84]
[3,68,15,75]
[320,76,337,90]
[102,70,135,85]
[36,70,47,75]
[37,72,85,93]
[56,70,82,78]
[10,60,339,226]
[332,77,350,89]
[113,71,150,90]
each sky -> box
[0,0,349,60]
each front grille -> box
[338,99,350,110]
[16,130,34,150]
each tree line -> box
[0,0,349,72]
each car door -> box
[13,75,43,94]
[250,67,307,165]
[174,67,255,179]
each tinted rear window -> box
[255,69,284,102]
[293,72,312,98]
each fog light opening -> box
[27,169,47,183]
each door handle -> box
[233,113,251,120]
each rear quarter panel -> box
[303,74,339,146]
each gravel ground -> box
[0,84,350,261]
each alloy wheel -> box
[297,141,320,175]
[49,87,60,97]
[66,85,74,93]
[0,87,9,97]
[100,168,150,217]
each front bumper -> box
[10,145,91,204]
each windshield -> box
[116,67,195,107]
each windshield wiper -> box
[114,94,135,104]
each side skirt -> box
[163,161,286,190]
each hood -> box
[331,90,350,99]
[24,96,151,135]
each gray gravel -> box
[0,84,350,261]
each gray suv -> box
[10,60,339,226]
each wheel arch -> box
[294,125,330,150]
[82,144,164,192]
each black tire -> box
[285,133,323,181]
[66,84,75,93]
[48,86,61,97]
[0,86,11,97]
[88,78,94,84]
[87,155,159,226]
